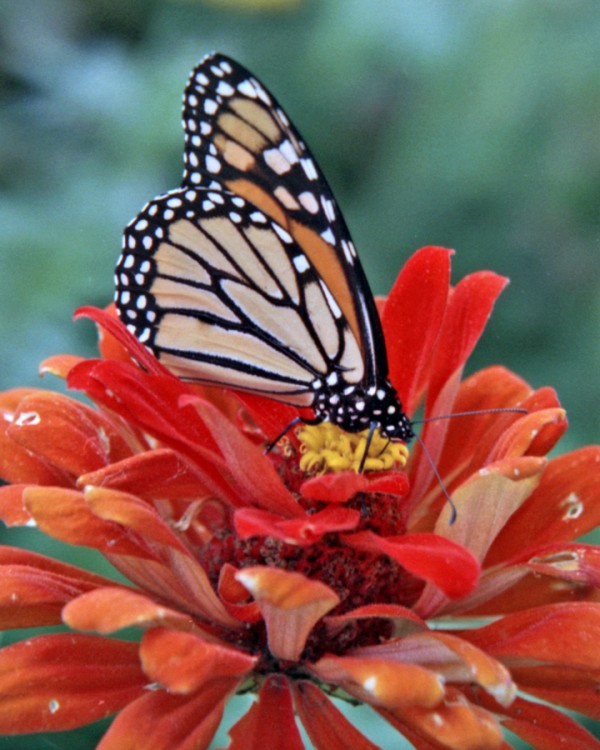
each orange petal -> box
[416,456,546,617]
[380,687,504,750]
[353,631,515,707]
[79,447,211,500]
[39,354,85,379]
[83,486,190,554]
[235,566,339,661]
[488,407,567,461]
[23,486,144,557]
[140,627,255,693]
[63,587,196,633]
[0,484,34,526]
[310,654,444,709]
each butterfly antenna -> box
[412,407,527,426]
[415,433,457,525]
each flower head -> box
[1,246,599,749]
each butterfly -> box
[115,52,414,446]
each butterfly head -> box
[312,379,414,443]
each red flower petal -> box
[344,531,479,601]
[407,270,508,508]
[140,627,256,693]
[234,505,360,545]
[236,566,339,661]
[501,695,600,750]
[0,634,145,733]
[381,246,452,415]
[427,270,509,413]
[0,547,114,628]
[7,392,133,477]
[292,680,382,750]
[227,675,304,750]
[96,682,230,750]
[79,448,211,500]
[75,306,168,375]
[465,602,600,661]
[301,470,409,504]
[189,397,303,517]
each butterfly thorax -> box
[312,379,414,442]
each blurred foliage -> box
[0,2,599,746]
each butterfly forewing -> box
[179,53,387,384]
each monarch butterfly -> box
[115,52,414,446]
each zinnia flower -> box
[1,245,599,749]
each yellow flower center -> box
[297,422,409,475]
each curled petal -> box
[354,631,515,707]
[63,587,196,633]
[234,505,360,545]
[24,486,145,557]
[79,448,211,500]
[235,567,339,661]
[83,486,190,554]
[380,687,504,750]
[301,471,409,504]
[488,407,567,462]
[310,654,444,709]
[140,627,256,693]
[344,531,479,600]
[0,635,145,733]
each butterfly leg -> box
[264,415,322,454]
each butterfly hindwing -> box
[116,186,365,405]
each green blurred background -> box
[0,0,599,747]
[1,0,599,448]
